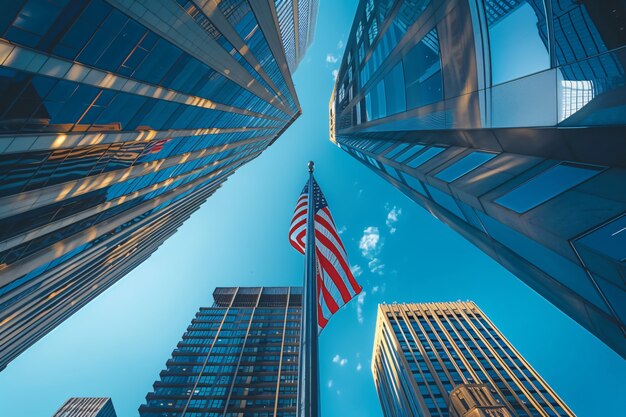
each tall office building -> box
[372,302,574,417]
[329,0,626,357]
[51,397,117,417]
[275,0,319,73]
[0,0,318,371]
[139,287,302,417]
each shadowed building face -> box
[0,0,318,371]
[330,0,626,358]
[139,287,302,417]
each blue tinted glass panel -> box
[385,143,410,159]
[435,151,497,182]
[406,147,445,169]
[403,28,442,109]
[403,174,428,196]
[384,62,406,115]
[477,212,611,314]
[425,184,465,219]
[576,215,626,263]
[398,144,425,162]
[484,1,550,84]
[495,162,604,213]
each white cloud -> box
[350,264,363,278]
[327,380,333,389]
[356,291,366,324]
[356,363,363,371]
[326,53,338,64]
[385,205,402,234]
[368,258,385,275]
[332,69,339,80]
[338,225,347,235]
[359,226,382,258]
[337,40,345,49]
[372,285,380,293]
[333,354,348,366]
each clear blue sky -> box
[0,2,624,416]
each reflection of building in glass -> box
[372,302,574,417]
[0,0,317,371]
[330,0,626,358]
[51,398,117,417]
[139,287,301,417]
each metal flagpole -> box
[297,161,320,417]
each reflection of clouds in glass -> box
[559,80,595,120]
[487,2,550,85]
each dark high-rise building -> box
[139,287,302,417]
[329,0,626,357]
[372,302,574,417]
[51,397,117,417]
[0,0,318,370]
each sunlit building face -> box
[330,0,626,358]
[372,302,575,417]
[0,0,317,371]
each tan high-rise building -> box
[371,302,575,417]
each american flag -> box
[289,178,362,331]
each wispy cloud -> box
[332,69,339,80]
[356,363,363,371]
[368,258,385,275]
[385,205,402,234]
[359,226,382,258]
[326,53,338,64]
[337,40,345,49]
[327,380,333,388]
[338,225,347,235]
[350,264,363,278]
[332,354,348,366]
[356,291,367,324]
[372,285,380,293]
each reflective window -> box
[403,174,428,196]
[425,184,465,220]
[403,28,442,109]
[398,144,425,163]
[405,146,445,169]
[495,162,604,213]
[484,0,550,84]
[575,215,626,263]
[435,151,497,182]
[384,62,406,115]
[385,143,410,160]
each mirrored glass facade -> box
[330,0,626,358]
[51,397,117,417]
[0,0,314,371]
[372,302,574,417]
[139,287,302,417]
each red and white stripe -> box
[289,190,361,332]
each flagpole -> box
[297,161,320,417]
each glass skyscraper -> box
[51,397,117,417]
[372,302,574,417]
[139,287,302,417]
[330,0,626,358]
[0,0,318,371]
[275,0,319,73]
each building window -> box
[403,28,442,109]
[405,146,445,169]
[384,61,406,116]
[384,143,411,160]
[494,162,604,213]
[435,151,498,182]
[483,0,550,85]
[574,214,626,263]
